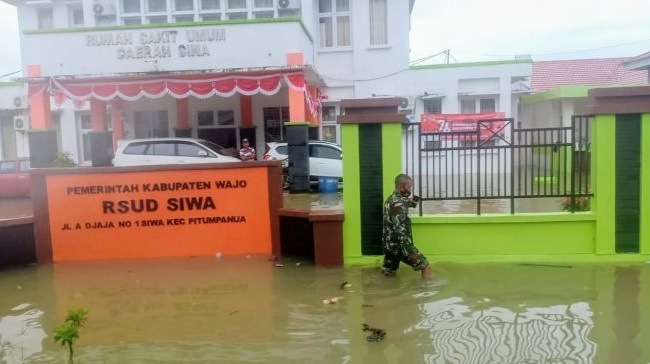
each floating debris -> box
[295,262,301,267]
[229,310,239,316]
[362,323,386,342]
[361,304,374,308]
[323,296,344,305]
[274,263,285,268]
[215,252,223,259]
[339,281,352,290]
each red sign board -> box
[420,112,507,140]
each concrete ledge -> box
[412,212,596,224]
[0,216,35,227]
[278,208,344,266]
[344,254,650,265]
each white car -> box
[113,138,241,166]
[263,141,343,184]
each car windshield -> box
[198,140,231,157]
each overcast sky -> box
[1,0,650,80]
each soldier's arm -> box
[393,204,410,245]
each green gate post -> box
[587,86,650,256]
[338,98,407,262]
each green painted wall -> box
[411,214,596,256]
[341,124,362,258]
[592,115,616,254]
[642,113,650,255]
[381,123,403,199]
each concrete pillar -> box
[287,52,306,123]
[174,98,191,137]
[90,99,106,131]
[27,65,52,130]
[26,64,58,167]
[586,86,650,255]
[338,98,407,259]
[110,99,124,149]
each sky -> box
[1,0,650,80]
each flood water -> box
[1,258,648,363]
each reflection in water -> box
[0,260,648,363]
[0,307,47,364]
[417,298,595,364]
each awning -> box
[28,70,321,116]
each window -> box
[148,0,166,12]
[148,15,168,23]
[311,145,340,159]
[254,10,273,18]
[201,13,221,20]
[369,0,387,45]
[460,99,475,114]
[122,0,141,13]
[480,99,496,113]
[0,161,15,174]
[217,110,234,126]
[201,0,220,9]
[19,160,30,173]
[124,142,149,155]
[322,125,337,143]
[227,12,247,19]
[253,0,272,7]
[423,98,442,114]
[149,143,176,156]
[69,6,84,26]
[134,111,170,138]
[319,0,350,48]
[178,143,206,157]
[264,107,289,142]
[322,106,337,121]
[275,145,288,155]
[175,14,194,21]
[227,0,246,9]
[78,114,93,162]
[37,8,54,30]
[198,111,214,126]
[124,17,142,24]
[175,0,193,11]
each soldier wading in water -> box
[382,174,432,279]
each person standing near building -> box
[382,174,432,279]
[239,138,256,161]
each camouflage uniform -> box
[382,192,428,275]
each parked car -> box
[263,141,343,186]
[113,138,241,167]
[0,158,31,198]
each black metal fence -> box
[403,116,593,215]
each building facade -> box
[1,0,531,164]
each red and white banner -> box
[28,70,321,117]
[420,112,507,140]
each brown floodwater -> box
[1,258,648,363]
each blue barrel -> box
[319,177,338,193]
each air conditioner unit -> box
[14,116,30,131]
[13,96,25,108]
[278,0,300,10]
[93,0,116,16]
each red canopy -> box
[29,70,320,116]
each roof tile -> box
[532,58,647,91]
